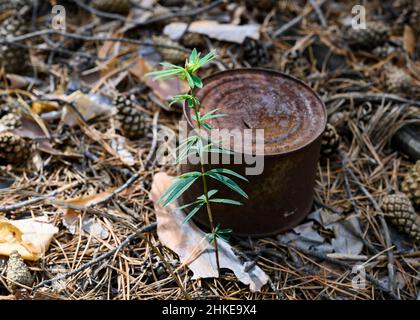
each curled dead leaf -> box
[61,91,114,127]
[150,172,269,292]
[0,217,58,261]
[55,191,113,239]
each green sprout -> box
[146,49,248,275]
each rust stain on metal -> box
[180,69,327,237]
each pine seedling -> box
[146,49,249,274]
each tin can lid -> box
[187,68,327,155]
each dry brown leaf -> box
[13,116,72,156]
[403,24,416,56]
[56,191,113,239]
[164,21,260,44]
[0,217,58,261]
[31,101,59,114]
[150,172,269,292]
[61,91,114,127]
[129,56,188,106]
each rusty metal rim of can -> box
[183,68,327,157]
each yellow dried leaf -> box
[0,218,58,261]
[31,101,59,114]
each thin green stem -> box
[191,90,221,275]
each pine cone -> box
[114,96,145,140]
[382,193,420,241]
[0,15,29,74]
[242,37,270,66]
[152,36,189,65]
[401,161,420,209]
[181,32,206,49]
[91,0,131,14]
[139,254,177,283]
[321,123,340,157]
[6,251,33,290]
[345,22,389,50]
[384,65,412,94]
[0,132,31,165]
[0,112,21,130]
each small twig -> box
[277,239,399,300]
[145,238,191,300]
[72,0,223,27]
[0,181,80,213]
[343,157,397,296]
[126,0,225,28]
[273,0,327,37]
[33,222,157,291]
[1,30,190,53]
[309,0,327,27]
[71,0,132,22]
[325,92,420,107]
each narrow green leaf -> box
[209,198,242,205]
[179,171,202,178]
[183,203,204,223]
[162,175,200,206]
[207,168,249,182]
[189,49,198,65]
[185,72,195,88]
[202,122,213,130]
[195,50,217,70]
[206,172,248,199]
[175,201,200,211]
[191,74,203,88]
[175,135,199,152]
[159,62,184,69]
[158,177,187,204]
[175,139,196,164]
[197,189,218,201]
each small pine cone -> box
[401,161,420,209]
[114,96,145,140]
[181,32,206,49]
[384,65,412,93]
[382,193,420,241]
[0,113,21,130]
[91,0,131,14]
[152,36,189,65]
[321,123,340,156]
[139,255,177,283]
[6,251,33,290]
[345,22,389,50]
[0,132,31,165]
[0,15,29,74]
[242,37,270,66]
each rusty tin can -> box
[180,69,327,237]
